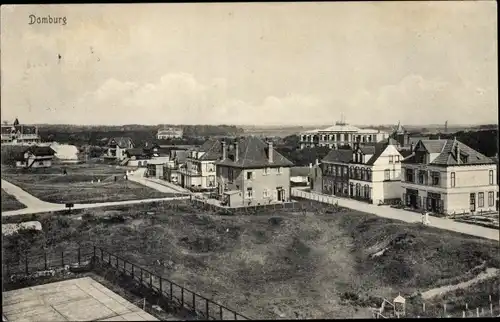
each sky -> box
[0,2,497,126]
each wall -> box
[218,165,291,207]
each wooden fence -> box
[2,245,250,320]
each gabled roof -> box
[126,148,146,157]
[291,166,312,177]
[14,146,55,160]
[195,138,223,160]
[359,145,376,155]
[322,149,353,164]
[216,136,294,168]
[399,150,414,158]
[109,137,133,148]
[365,143,390,165]
[404,139,495,166]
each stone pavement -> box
[2,277,158,321]
[292,188,499,241]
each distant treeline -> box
[36,124,244,147]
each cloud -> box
[348,74,497,125]
[71,73,323,125]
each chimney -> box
[268,141,274,163]
[222,141,227,160]
[455,140,460,164]
[234,141,239,162]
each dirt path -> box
[293,189,499,241]
[421,268,499,300]
[1,178,190,217]
[128,168,191,193]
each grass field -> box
[3,199,499,319]
[0,163,175,204]
[1,189,27,212]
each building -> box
[14,146,56,168]
[320,149,353,198]
[103,137,134,161]
[299,117,389,149]
[1,118,41,145]
[215,137,294,207]
[157,127,183,140]
[290,166,312,186]
[349,139,405,204]
[163,149,190,184]
[401,139,498,215]
[146,159,167,179]
[177,138,222,191]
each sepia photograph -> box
[1,1,498,320]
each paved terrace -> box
[2,277,158,321]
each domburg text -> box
[29,15,67,26]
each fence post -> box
[170,282,173,300]
[131,264,134,277]
[443,303,447,317]
[219,306,223,320]
[234,311,237,320]
[181,288,184,306]
[193,293,196,311]
[93,246,96,259]
[25,255,29,275]
[206,299,209,319]
[44,252,48,270]
[123,259,126,273]
[61,251,64,267]
[149,274,152,287]
[140,268,143,283]
[78,248,81,265]
[423,302,425,313]
[160,277,163,293]
[116,257,119,269]
[476,307,479,317]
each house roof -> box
[364,143,390,165]
[196,138,223,160]
[14,146,55,160]
[322,149,353,164]
[290,166,312,177]
[216,136,294,168]
[109,137,133,148]
[399,150,414,158]
[126,148,146,157]
[404,139,495,166]
[359,145,376,155]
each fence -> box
[291,189,343,206]
[402,297,500,319]
[189,197,298,214]
[2,246,250,321]
[93,246,249,320]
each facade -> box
[15,146,56,168]
[1,118,41,145]
[146,159,166,179]
[401,139,498,215]
[321,149,353,198]
[349,140,405,205]
[215,137,294,207]
[178,138,222,191]
[299,119,389,149]
[157,127,183,140]
[103,137,134,161]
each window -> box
[246,187,253,198]
[355,167,360,179]
[38,161,44,166]
[389,155,394,163]
[396,155,400,163]
[450,172,456,187]
[263,189,269,198]
[361,168,365,180]
[431,172,440,186]
[228,169,234,182]
[384,169,391,181]
[277,167,282,174]
[478,192,484,208]
[418,171,425,184]
[489,170,494,185]
[263,168,269,175]
[332,166,336,176]
[247,171,253,180]
[343,167,348,176]
[488,191,495,206]
[344,133,349,141]
[366,169,372,181]
[350,167,354,178]
[405,169,414,182]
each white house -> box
[157,127,183,140]
[401,139,498,215]
[103,137,134,161]
[15,146,56,169]
[349,139,405,205]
